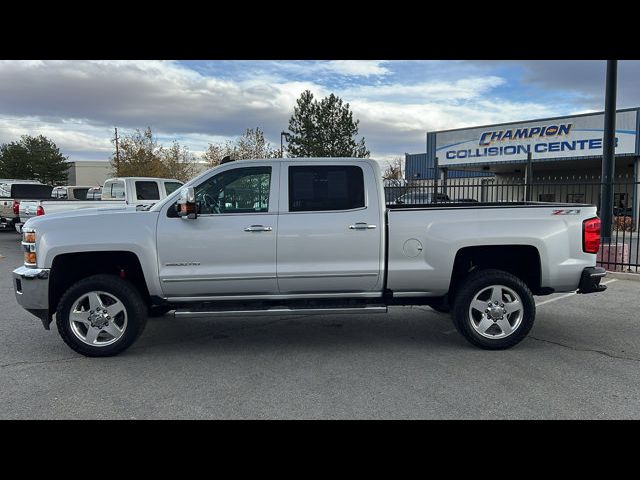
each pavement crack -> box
[528,335,640,363]
[0,356,82,369]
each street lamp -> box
[280,131,290,158]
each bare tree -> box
[382,157,403,181]
[159,141,198,182]
[202,127,281,167]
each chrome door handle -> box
[244,225,273,232]
[349,222,377,230]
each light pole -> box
[600,60,618,241]
[280,131,290,158]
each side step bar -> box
[174,304,388,319]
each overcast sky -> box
[0,60,638,164]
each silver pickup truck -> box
[12,158,607,357]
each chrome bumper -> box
[13,266,51,327]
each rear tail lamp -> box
[583,217,601,254]
[36,205,45,216]
[12,200,19,215]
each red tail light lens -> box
[12,201,19,215]
[36,205,45,216]
[583,217,601,254]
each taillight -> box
[583,217,601,254]
[36,205,45,216]
[12,200,19,215]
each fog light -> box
[24,251,37,265]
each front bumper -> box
[13,266,51,328]
[576,267,607,294]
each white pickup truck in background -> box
[13,158,607,357]
[16,177,184,231]
[1,181,53,231]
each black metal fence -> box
[384,174,639,273]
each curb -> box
[605,271,640,282]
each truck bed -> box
[387,201,594,210]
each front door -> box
[157,163,279,298]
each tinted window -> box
[289,165,364,212]
[135,181,160,200]
[164,181,183,195]
[10,184,54,199]
[195,167,271,214]
[73,188,89,200]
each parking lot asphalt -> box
[1,229,640,419]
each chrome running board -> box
[174,304,387,319]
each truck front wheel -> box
[452,269,535,349]
[56,274,148,357]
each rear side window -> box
[288,165,365,212]
[135,181,160,200]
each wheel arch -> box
[449,245,543,298]
[49,251,151,315]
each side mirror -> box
[176,187,197,219]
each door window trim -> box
[282,163,369,215]
[170,163,279,217]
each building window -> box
[538,193,556,202]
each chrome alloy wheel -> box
[68,291,128,347]
[468,284,523,339]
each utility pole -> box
[280,131,289,158]
[600,60,618,241]
[114,127,121,176]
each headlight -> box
[22,229,36,266]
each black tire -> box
[56,274,148,357]
[452,269,535,350]
[148,305,173,318]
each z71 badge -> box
[552,209,581,215]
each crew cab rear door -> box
[276,161,383,294]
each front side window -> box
[164,181,183,195]
[195,167,271,215]
[135,181,160,200]
[288,165,365,212]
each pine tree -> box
[0,135,68,184]
[286,90,370,158]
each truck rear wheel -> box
[56,274,148,357]
[452,269,535,349]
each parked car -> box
[86,186,102,200]
[613,206,632,217]
[16,177,183,231]
[0,181,53,231]
[51,186,95,200]
[395,192,451,205]
[13,158,606,357]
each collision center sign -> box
[435,110,638,166]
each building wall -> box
[67,161,112,186]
